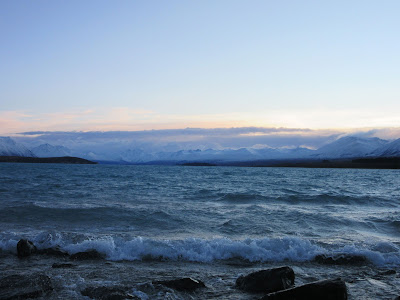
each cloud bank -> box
[11,126,398,153]
[2,107,400,136]
[14,127,336,152]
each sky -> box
[1,0,400,136]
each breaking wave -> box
[1,233,399,267]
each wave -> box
[0,204,185,229]
[1,203,399,240]
[209,191,394,206]
[278,193,395,206]
[366,214,400,233]
[1,233,399,267]
[217,192,266,203]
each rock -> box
[16,240,69,258]
[393,296,400,300]
[153,277,206,291]
[17,239,37,257]
[236,267,295,293]
[372,269,397,279]
[52,263,75,268]
[379,269,396,275]
[0,274,53,299]
[314,254,367,265]
[37,247,69,257]
[261,278,347,300]
[70,249,104,260]
[81,286,137,300]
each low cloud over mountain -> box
[1,127,400,163]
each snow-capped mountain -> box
[3,134,398,164]
[269,147,315,159]
[31,143,71,157]
[0,137,34,157]
[119,149,156,163]
[313,136,389,158]
[369,138,400,157]
[113,146,316,163]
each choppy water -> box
[1,163,400,299]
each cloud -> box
[345,128,400,140]
[0,111,34,135]
[0,108,159,134]
[2,107,400,144]
[12,127,341,152]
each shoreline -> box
[1,156,399,169]
[0,156,97,164]
[1,247,399,299]
[182,157,400,169]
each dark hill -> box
[0,156,97,164]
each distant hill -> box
[0,156,97,164]
[270,157,400,169]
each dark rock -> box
[70,249,104,260]
[314,254,367,265]
[261,278,347,300]
[0,274,53,299]
[236,267,295,293]
[37,247,69,257]
[81,286,137,300]
[380,269,396,275]
[17,239,37,257]
[372,269,397,279]
[52,263,75,268]
[153,277,206,291]
[393,296,400,300]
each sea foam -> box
[1,232,399,266]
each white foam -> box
[55,236,322,263]
[0,237,18,253]
[131,289,149,300]
[1,233,399,266]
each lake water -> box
[1,164,399,299]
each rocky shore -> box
[1,239,399,299]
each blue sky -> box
[1,1,400,134]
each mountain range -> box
[0,137,34,157]
[1,135,400,164]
